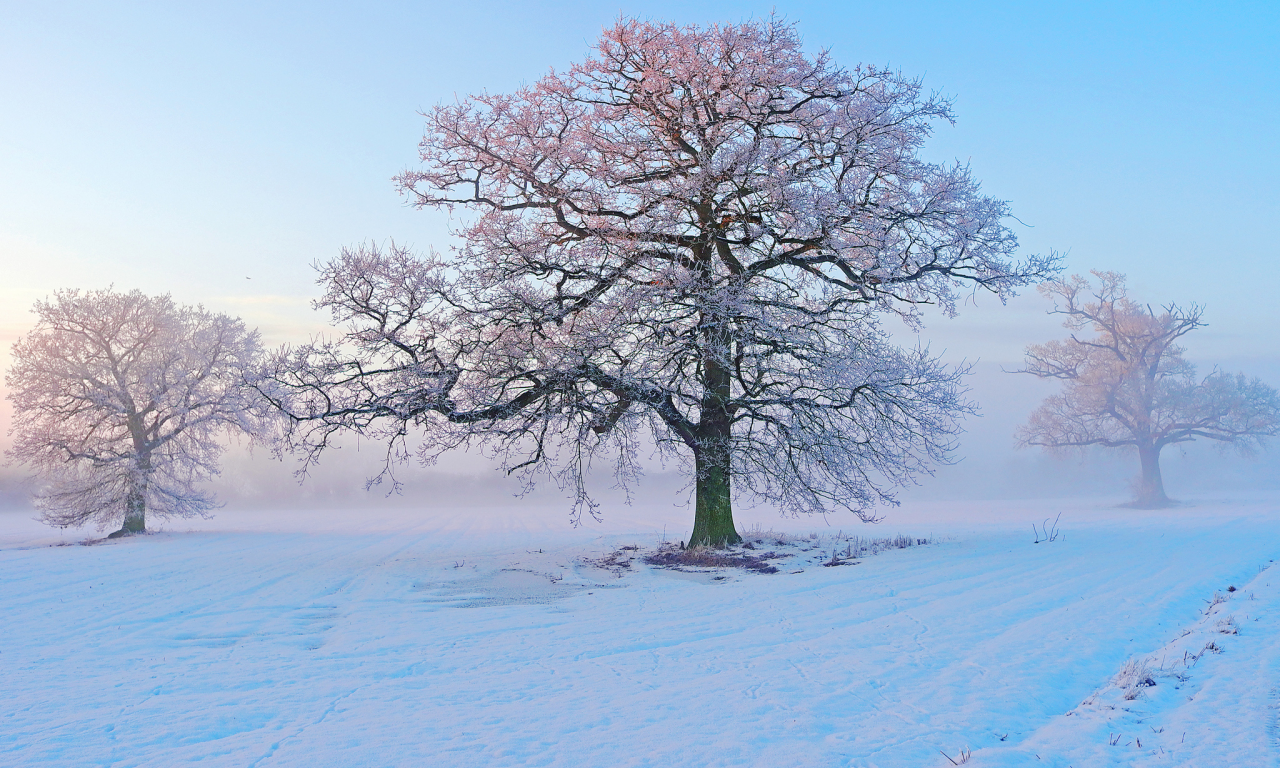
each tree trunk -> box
[111,423,151,538]
[109,476,147,538]
[689,443,740,548]
[688,308,742,548]
[1133,442,1170,508]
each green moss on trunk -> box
[688,449,741,548]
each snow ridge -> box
[975,561,1280,766]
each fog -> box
[2,286,1276,531]
[9,372,1273,530]
[3,289,1278,533]
[189,361,1280,517]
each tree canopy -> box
[264,18,1056,544]
[6,288,269,534]
[1017,271,1280,507]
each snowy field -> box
[2,495,1279,767]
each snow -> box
[2,495,1278,766]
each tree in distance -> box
[5,288,270,536]
[263,18,1056,546]
[1015,271,1280,508]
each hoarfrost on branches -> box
[5,289,271,535]
[264,17,1057,545]
[1016,271,1280,507]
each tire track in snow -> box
[147,529,437,650]
[226,529,468,766]
[246,682,368,768]
[2,524,453,767]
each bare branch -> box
[1015,272,1279,506]
[6,289,274,532]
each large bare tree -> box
[6,288,269,536]
[264,18,1056,545]
[1016,271,1280,507]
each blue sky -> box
[3,1,1277,358]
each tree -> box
[1016,271,1280,507]
[263,18,1055,546]
[5,288,269,536]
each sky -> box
[2,0,1278,511]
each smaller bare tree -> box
[5,288,270,536]
[1016,271,1280,507]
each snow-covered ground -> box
[2,495,1278,767]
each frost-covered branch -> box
[6,289,273,533]
[1016,271,1280,507]
[272,18,1055,545]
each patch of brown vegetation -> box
[643,544,781,574]
[583,545,641,577]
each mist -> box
[3,300,1276,530]
[13,362,1261,529]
